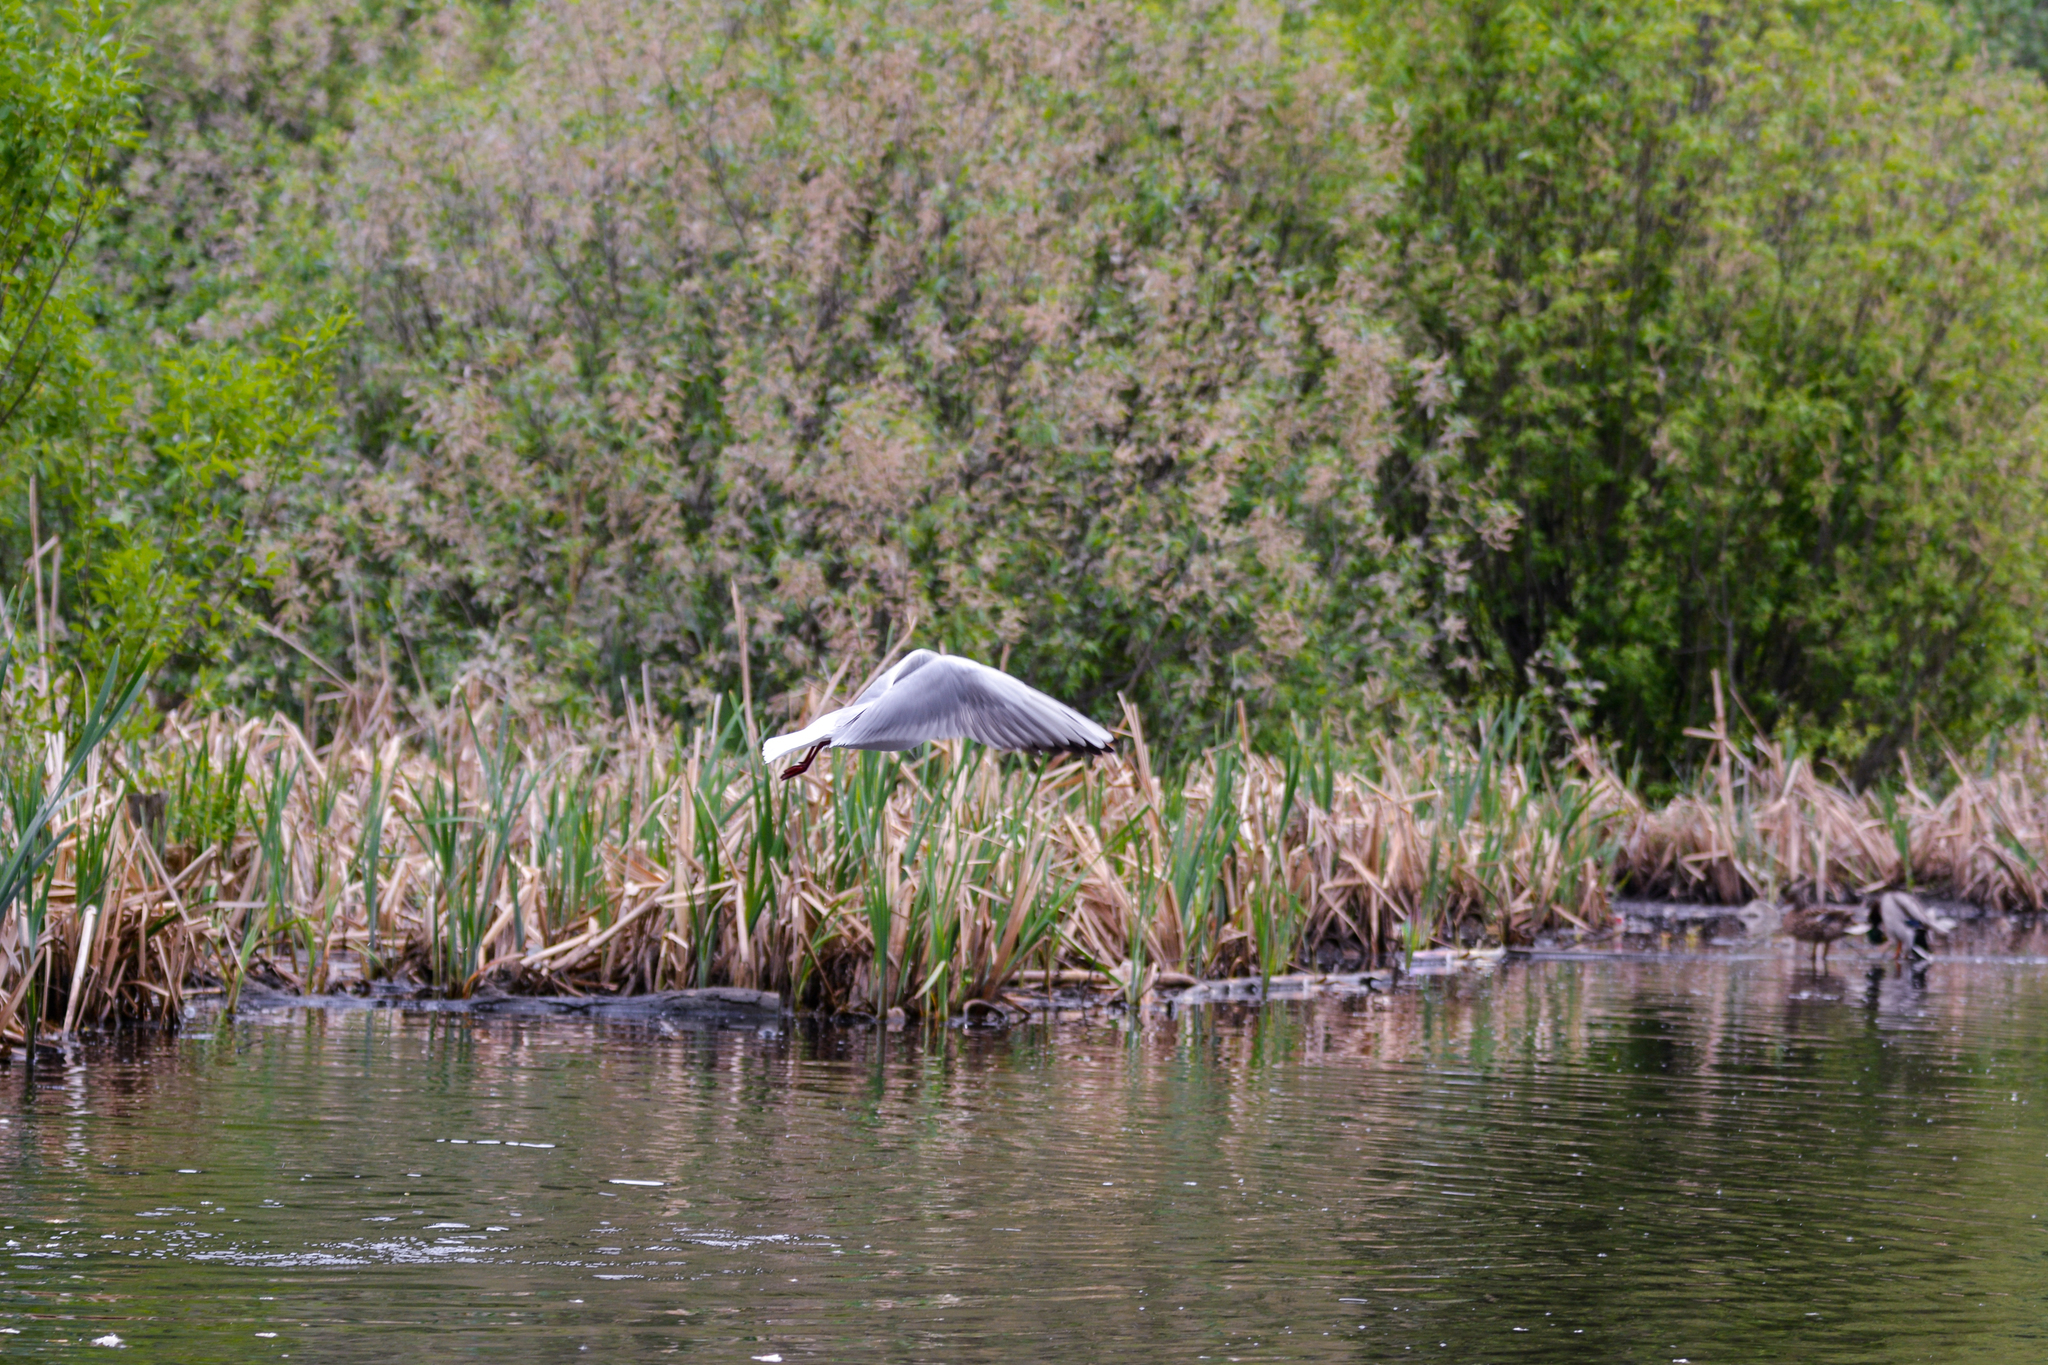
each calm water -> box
[6,942,2048,1362]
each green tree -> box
[1952,0,2048,77]
[0,0,132,437]
[61,317,345,681]
[2,0,345,697]
[1350,0,2048,776]
[1,0,135,691]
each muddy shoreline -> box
[165,897,2045,1033]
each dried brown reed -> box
[6,670,2048,1042]
[1621,713,2048,914]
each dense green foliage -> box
[0,0,342,681]
[0,0,129,438]
[1958,0,2048,75]
[5,0,2048,774]
[1355,0,2048,775]
[0,0,132,665]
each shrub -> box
[256,0,1495,739]
[1352,0,2048,777]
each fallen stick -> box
[523,892,662,972]
[1006,967,1200,989]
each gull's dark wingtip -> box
[1030,738,1116,760]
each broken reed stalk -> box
[8,668,2048,1040]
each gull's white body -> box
[761,650,1113,769]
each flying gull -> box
[760,650,1114,779]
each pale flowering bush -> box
[257,0,1499,731]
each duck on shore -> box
[1865,890,1955,963]
[1738,899,1864,967]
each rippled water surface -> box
[7,943,2048,1362]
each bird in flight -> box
[760,650,1114,779]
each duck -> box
[1864,890,1955,963]
[1737,899,1863,967]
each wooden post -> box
[729,577,757,991]
[27,473,47,696]
[1712,670,1733,826]
[1712,669,1737,900]
[730,578,756,755]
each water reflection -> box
[4,937,2048,1362]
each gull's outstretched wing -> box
[831,655,1113,755]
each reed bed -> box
[5,665,2048,1041]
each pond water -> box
[6,933,2048,1362]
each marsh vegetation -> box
[8,650,2048,1039]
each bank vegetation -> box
[6,654,2048,1041]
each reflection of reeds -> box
[10,668,2048,1040]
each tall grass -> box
[10,664,2048,1038]
[0,648,149,1050]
